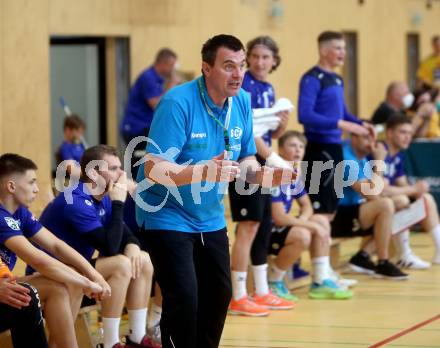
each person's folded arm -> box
[298,77,339,130]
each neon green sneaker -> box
[269,281,299,302]
[308,279,353,300]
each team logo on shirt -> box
[99,208,105,216]
[85,200,93,207]
[230,127,243,140]
[4,217,20,231]
[271,186,281,197]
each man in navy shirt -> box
[41,145,157,348]
[135,34,296,348]
[0,153,110,348]
[121,48,179,176]
[298,31,374,221]
[372,115,440,269]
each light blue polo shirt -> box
[136,76,256,232]
[339,140,372,206]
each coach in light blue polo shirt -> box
[135,76,256,233]
[134,35,295,348]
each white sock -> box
[268,263,286,282]
[231,271,247,300]
[252,264,269,296]
[102,317,121,348]
[148,303,162,329]
[430,225,440,253]
[393,229,412,258]
[128,308,147,344]
[312,256,330,284]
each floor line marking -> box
[368,314,440,348]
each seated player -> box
[333,132,408,279]
[371,114,440,268]
[38,145,158,348]
[0,153,110,348]
[268,131,353,300]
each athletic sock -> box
[102,317,120,348]
[268,263,286,282]
[252,264,269,296]
[393,229,412,258]
[128,308,147,344]
[148,302,162,329]
[312,256,330,284]
[231,271,247,300]
[430,225,440,253]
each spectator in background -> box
[371,81,435,138]
[56,114,86,178]
[410,86,440,138]
[120,48,179,176]
[417,35,440,90]
[298,31,374,222]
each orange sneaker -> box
[252,292,295,310]
[229,296,270,317]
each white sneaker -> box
[338,277,358,288]
[329,268,358,289]
[397,253,431,270]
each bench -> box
[75,304,101,348]
[0,304,100,348]
[330,237,350,269]
[0,330,12,348]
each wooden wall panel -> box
[0,0,3,151]
[1,0,53,214]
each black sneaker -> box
[374,260,409,280]
[348,251,376,275]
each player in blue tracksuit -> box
[298,31,374,219]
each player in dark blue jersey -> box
[268,131,353,300]
[228,36,294,317]
[41,145,158,348]
[372,115,440,269]
[0,153,110,348]
[298,31,375,219]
